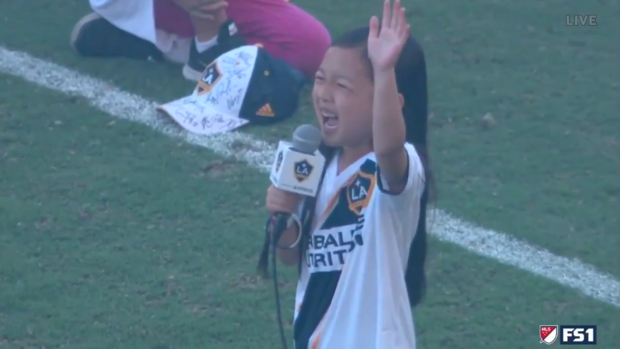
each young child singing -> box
[265,0,432,348]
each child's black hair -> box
[298,26,432,308]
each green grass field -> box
[0,0,618,348]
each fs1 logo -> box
[560,326,597,345]
[540,325,597,345]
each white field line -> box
[1,46,618,307]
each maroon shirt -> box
[154,0,331,77]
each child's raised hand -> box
[367,0,410,72]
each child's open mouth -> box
[321,110,339,130]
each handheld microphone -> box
[259,124,324,349]
[269,124,325,197]
[268,124,324,254]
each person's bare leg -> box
[169,0,247,80]
[171,0,227,50]
[170,0,230,80]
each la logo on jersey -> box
[294,159,313,182]
[346,171,375,215]
[540,325,558,345]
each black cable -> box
[269,215,290,349]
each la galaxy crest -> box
[275,151,283,172]
[346,170,375,215]
[196,61,222,95]
[293,159,313,182]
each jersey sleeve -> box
[375,143,425,207]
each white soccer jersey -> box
[293,142,425,349]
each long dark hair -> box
[298,26,433,308]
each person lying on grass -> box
[264,0,433,347]
[73,0,331,80]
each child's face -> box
[312,47,374,148]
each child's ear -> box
[398,93,405,109]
